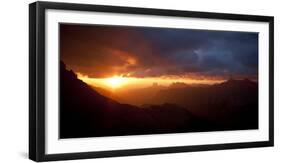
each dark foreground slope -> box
[60,62,208,138]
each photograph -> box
[59,24,259,139]
[29,1,273,161]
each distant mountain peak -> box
[217,78,257,89]
[169,82,188,88]
[225,78,254,83]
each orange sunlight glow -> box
[77,72,226,91]
[105,76,127,89]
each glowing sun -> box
[106,76,126,89]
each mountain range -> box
[60,61,258,138]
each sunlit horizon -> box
[77,72,226,91]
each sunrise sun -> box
[106,76,126,89]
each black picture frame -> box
[29,1,274,162]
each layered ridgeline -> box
[60,62,207,138]
[111,79,258,130]
[60,62,258,139]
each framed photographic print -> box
[29,1,274,162]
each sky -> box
[60,24,258,88]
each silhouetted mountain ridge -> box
[60,61,210,138]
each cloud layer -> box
[60,24,258,79]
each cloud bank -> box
[60,24,258,80]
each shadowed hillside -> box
[151,79,259,129]
[60,62,212,138]
[101,78,259,131]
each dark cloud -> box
[60,24,258,79]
